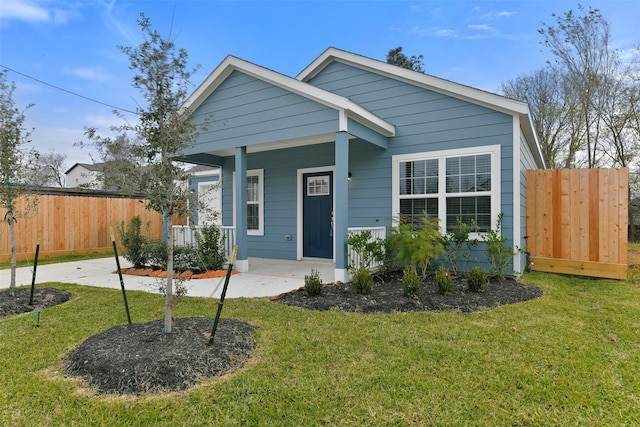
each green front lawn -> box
[1,272,639,425]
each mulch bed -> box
[273,271,543,313]
[0,287,72,318]
[119,268,239,279]
[64,317,256,395]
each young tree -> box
[85,14,206,333]
[386,46,425,73]
[0,70,38,292]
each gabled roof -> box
[182,55,395,138]
[297,47,544,167]
[64,162,105,175]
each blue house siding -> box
[186,71,339,156]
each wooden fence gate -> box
[526,168,628,280]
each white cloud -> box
[29,125,95,165]
[1,0,49,22]
[480,10,518,20]
[468,24,494,31]
[0,0,74,24]
[69,67,111,82]
[435,28,456,37]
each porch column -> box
[235,146,249,272]
[334,131,349,283]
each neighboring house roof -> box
[64,162,105,175]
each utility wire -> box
[0,64,138,115]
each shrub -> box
[484,213,519,278]
[144,238,168,270]
[347,230,384,271]
[194,224,226,271]
[442,218,479,275]
[435,266,454,295]
[304,269,322,296]
[381,233,400,274]
[352,265,373,295]
[466,266,487,293]
[119,215,149,268]
[402,266,421,298]
[173,245,198,272]
[389,214,444,279]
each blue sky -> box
[1,0,639,167]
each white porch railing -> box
[172,225,236,259]
[172,225,386,269]
[347,226,387,271]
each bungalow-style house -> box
[178,47,545,282]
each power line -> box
[0,65,138,115]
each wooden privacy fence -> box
[0,188,163,263]
[526,168,628,279]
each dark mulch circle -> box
[274,271,543,313]
[0,287,72,318]
[64,317,256,395]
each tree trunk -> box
[7,209,16,292]
[163,211,174,333]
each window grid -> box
[395,148,497,234]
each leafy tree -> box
[386,46,425,73]
[539,5,625,168]
[85,14,207,333]
[0,70,38,292]
[500,67,580,168]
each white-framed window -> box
[392,145,501,234]
[233,169,264,236]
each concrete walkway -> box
[0,257,336,299]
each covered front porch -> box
[173,225,387,282]
[177,54,395,282]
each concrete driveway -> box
[0,257,336,299]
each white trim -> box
[191,168,221,178]
[235,259,249,273]
[335,268,349,284]
[391,144,501,237]
[296,166,336,261]
[232,169,264,236]
[512,117,522,274]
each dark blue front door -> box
[303,172,333,258]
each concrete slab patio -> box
[0,257,336,299]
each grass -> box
[1,271,639,425]
[0,251,114,270]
